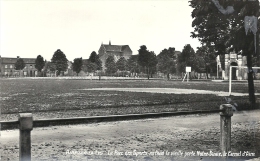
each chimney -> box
[17,56,20,59]
[109,40,111,45]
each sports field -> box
[1,78,260,161]
[1,78,259,121]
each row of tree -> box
[71,51,102,76]
[14,49,68,76]
[14,44,217,79]
[15,49,100,76]
[70,44,218,80]
[69,45,200,79]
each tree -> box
[138,45,158,79]
[44,62,56,76]
[15,58,25,76]
[116,57,128,76]
[138,45,149,69]
[105,55,117,75]
[95,58,102,71]
[177,44,197,75]
[89,51,98,63]
[35,55,45,76]
[157,48,176,77]
[147,51,158,78]
[83,61,97,73]
[196,46,218,79]
[190,0,259,107]
[51,49,68,76]
[127,55,140,75]
[72,57,83,76]
[88,51,102,71]
[46,62,56,72]
[15,58,25,70]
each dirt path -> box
[1,110,259,161]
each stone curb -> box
[0,110,222,130]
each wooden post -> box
[19,113,33,161]
[220,104,233,156]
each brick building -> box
[0,56,37,77]
[98,41,132,71]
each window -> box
[5,65,8,68]
[10,65,13,68]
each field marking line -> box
[79,88,260,97]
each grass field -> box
[1,79,260,121]
[1,78,260,161]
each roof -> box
[103,44,131,52]
[121,45,132,52]
[23,58,36,64]
[0,57,17,64]
[0,57,36,64]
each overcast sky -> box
[0,0,201,61]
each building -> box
[221,52,247,80]
[98,41,132,71]
[0,56,37,77]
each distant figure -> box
[167,73,170,81]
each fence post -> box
[19,113,33,161]
[220,104,233,156]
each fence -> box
[1,104,233,161]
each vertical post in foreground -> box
[19,113,33,161]
[229,66,232,96]
[220,104,233,155]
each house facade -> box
[0,56,38,77]
[98,41,132,71]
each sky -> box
[0,0,201,61]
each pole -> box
[217,65,219,79]
[220,104,233,156]
[19,113,33,161]
[229,66,232,96]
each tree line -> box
[14,43,220,79]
